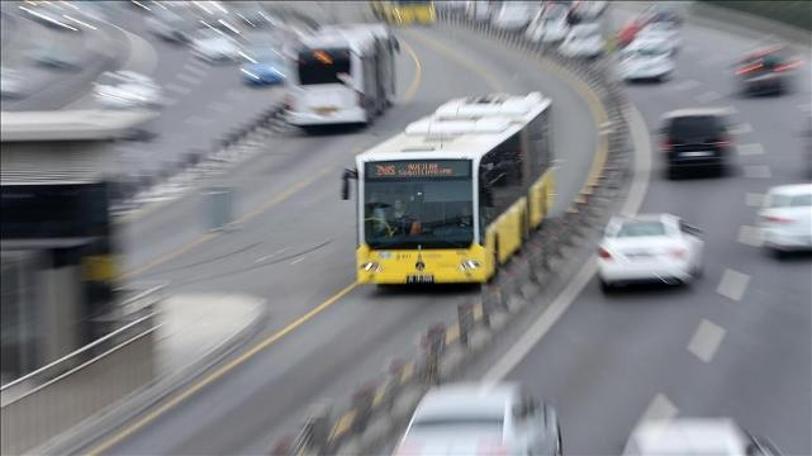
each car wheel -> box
[600,279,613,293]
[666,167,680,180]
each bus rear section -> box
[287,47,371,127]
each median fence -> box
[270,8,633,456]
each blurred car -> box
[29,42,81,70]
[0,68,26,98]
[759,184,812,256]
[191,28,243,63]
[395,383,562,456]
[93,71,164,109]
[618,36,675,82]
[659,108,734,178]
[624,418,781,456]
[491,1,533,31]
[640,4,683,26]
[240,52,286,86]
[525,5,569,44]
[617,19,643,49]
[804,114,812,177]
[559,23,604,58]
[571,0,607,20]
[598,214,704,292]
[145,9,194,43]
[17,2,80,32]
[735,46,802,96]
[637,21,681,54]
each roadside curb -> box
[39,297,271,456]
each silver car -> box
[624,418,781,455]
[396,383,562,456]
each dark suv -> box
[660,109,733,178]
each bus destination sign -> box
[366,160,470,179]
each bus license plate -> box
[407,275,434,284]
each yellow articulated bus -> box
[370,0,436,25]
[342,92,554,284]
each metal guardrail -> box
[1,283,165,455]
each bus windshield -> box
[297,48,351,85]
[364,160,473,249]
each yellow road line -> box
[445,324,460,345]
[87,281,359,455]
[399,39,423,102]
[328,410,357,442]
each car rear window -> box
[411,416,503,432]
[667,116,723,141]
[770,193,812,207]
[616,221,667,237]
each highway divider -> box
[271,7,633,455]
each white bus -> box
[342,92,555,284]
[286,24,399,131]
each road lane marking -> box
[743,164,772,178]
[694,90,722,103]
[745,192,765,207]
[165,83,192,95]
[176,72,203,85]
[254,247,291,264]
[399,38,423,102]
[485,105,651,382]
[673,79,701,91]
[638,393,679,424]
[738,143,764,156]
[87,280,360,455]
[737,225,763,247]
[716,268,750,301]
[687,319,726,363]
[289,256,305,265]
[730,123,753,135]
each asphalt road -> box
[499,7,812,455]
[89,5,601,455]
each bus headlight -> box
[361,261,382,272]
[460,259,481,271]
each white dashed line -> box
[639,393,679,424]
[176,73,202,85]
[738,143,765,156]
[743,165,772,178]
[674,79,701,91]
[716,268,751,301]
[290,257,305,265]
[745,192,765,207]
[687,319,726,363]
[730,123,753,135]
[254,247,291,264]
[737,225,763,247]
[182,62,208,77]
[165,83,192,95]
[694,90,723,103]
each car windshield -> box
[364,160,474,249]
[297,48,351,85]
[616,221,667,237]
[770,193,812,207]
[410,415,503,434]
[625,46,669,58]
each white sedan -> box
[598,214,704,291]
[637,21,681,55]
[396,383,562,456]
[618,36,675,81]
[759,183,812,256]
[559,23,605,58]
[624,418,781,456]
[191,28,243,63]
[525,6,569,44]
[93,71,164,109]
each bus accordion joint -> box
[341,168,358,200]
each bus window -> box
[297,48,352,85]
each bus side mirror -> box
[341,168,357,200]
